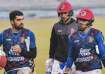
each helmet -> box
[0,49,7,69]
[76,7,94,21]
[57,1,73,16]
[76,7,94,26]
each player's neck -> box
[12,28,21,33]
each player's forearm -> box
[96,32,105,59]
[65,57,73,68]
[96,32,105,67]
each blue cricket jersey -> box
[66,28,105,71]
[0,28,36,71]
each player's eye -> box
[16,18,24,21]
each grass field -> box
[0,16,105,74]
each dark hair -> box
[9,10,23,21]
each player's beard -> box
[14,23,24,31]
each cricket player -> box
[0,10,37,74]
[65,7,105,74]
[46,1,78,74]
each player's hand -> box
[63,68,72,74]
[12,44,22,54]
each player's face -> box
[77,19,89,31]
[58,12,69,21]
[12,16,24,30]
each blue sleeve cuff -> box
[65,57,73,68]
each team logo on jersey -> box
[76,48,93,62]
[88,36,94,43]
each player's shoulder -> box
[53,21,60,27]
[3,28,11,33]
[22,28,35,36]
[52,21,61,30]
[90,28,101,34]
[89,28,103,37]
[22,28,32,33]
